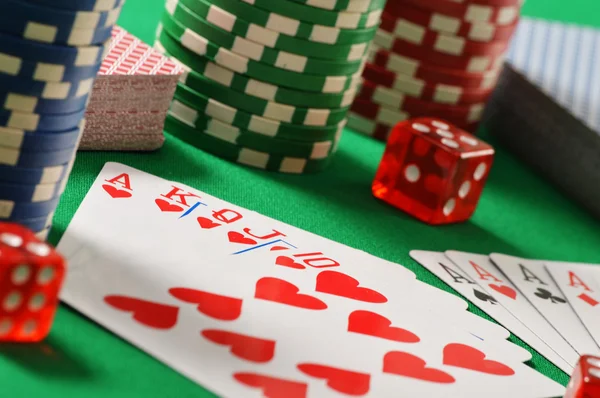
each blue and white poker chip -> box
[0,12,117,46]
[0,50,103,83]
[0,159,74,185]
[14,212,55,232]
[0,91,90,114]
[0,196,60,220]
[0,107,86,132]
[0,122,83,151]
[0,179,64,203]
[26,0,125,12]
[0,73,94,100]
[0,144,76,168]
[0,30,110,66]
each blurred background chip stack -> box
[81,26,183,151]
[0,0,123,239]
[154,0,384,173]
[348,0,524,141]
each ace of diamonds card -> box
[56,163,565,397]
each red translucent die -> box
[564,355,600,398]
[0,223,65,342]
[372,118,494,225]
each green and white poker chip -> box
[168,108,340,159]
[166,1,364,75]
[203,0,381,43]
[286,0,383,13]
[157,22,363,93]
[172,0,371,60]
[165,114,337,174]
[157,38,357,108]
[170,90,346,141]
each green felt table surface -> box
[2,0,600,396]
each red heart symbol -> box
[348,310,420,343]
[275,256,305,270]
[383,351,455,384]
[104,296,178,330]
[443,343,515,375]
[488,284,517,300]
[197,217,221,229]
[316,271,387,303]
[234,372,307,398]
[155,198,184,212]
[270,246,289,251]
[255,277,327,310]
[169,288,242,321]
[228,231,257,245]
[102,184,132,199]
[298,363,370,396]
[202,329,275,363]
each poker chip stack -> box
[154,0,384,173]
[81,26,184,151]
[348,0,524,141]
[0,0,123,239]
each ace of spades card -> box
[490,254,600,357]
[57,163,565,397]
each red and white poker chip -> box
[373,30,508,71]
[386,0,522,25]
[379,8,519,43]
[377,14,510,56]
[362,62,499,93]
[357,79,486,122]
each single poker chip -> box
[0,91,90,115]
[168,110,339,159]
[0,73,94,100]
[13,213,55,233]
[174,78,349,126]
[0,179,65,203]
[373,31,507,72]
[157,22,362,94]
[363,61,500,91]
[0,107,86,132]
[0,159,74,184]
[350,97,481,131]
[170,94,345,141]
[286,0,384,12]
[0,197,60,221]
[172,0,371,60]
[173,55,356,109]
[388,0,522,25]
[379,6,519,43]
[166,2,364,75]
[0,12,117,46]
[376,15,511,56]
[197,0,380,43]
[346,112,479,141]
[356,81,485,123]
[2,0,122,29]
[0,144,76,168]
[165,115,336,173]
[0,123,84,151]
[26,0,125,12]
[0,30,110,67]
[0,50,103,83]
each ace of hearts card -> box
[56,163,566,398]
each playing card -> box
[443,251,580,370]
[543,260,600,348]
[54,163,565,397]
[490,253,600,357]
[411,250,572,374]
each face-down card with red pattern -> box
[56,162,565,398]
